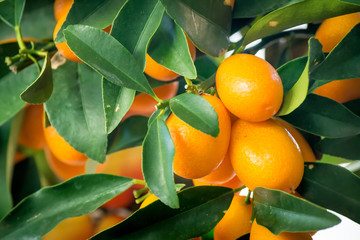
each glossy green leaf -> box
[277,56,307,94]
[45,63,107,163]
[310,24,360,84]
[341,0,360,5]
[91,186,233,240]
[107,116,149,154]
[233,0,302,18]
[253,187,340,235]
[143,117,178,208]
[0,174,134,239]
[281,94,360,138]
[297,162,360,224]
[64,25,155,96]
[194,55,218,80]
[169,93,219,137]
[111,0,164,70]
[20,54,53,104]
[0,64,38,126]
[316,135,360,160]
[103,80,135,134]
[54,0,126,43]
[148,14,197,79]
[0,0,25,27]
[148,107,171,127]
[160,0,232,57]
[241,0,360,47]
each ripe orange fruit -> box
[313,78,360,103]
[315,12,360,52]
[43,215,94,240]
[95,214,125,234]
[43,125,87,165]
[54,0,73,21]
[140,193,159,209]
[96,146,144,209]
[214,195,252,240]
[129,81,179,117]
[44,147,85,180]
[18,104,47,150]
[53,16,82,62]
[250,220,313,240]
[144,36,196,81]
[167,94,231,179]
[195,154,235,184]
[274,118,316,162]
[229,118,304,192]
[193,175,243,189]
[216,54,283,122]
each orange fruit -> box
[193,175,243,189]
[96,146,144,209]
[216,53,283,122]
[195,153,235,184]
[53,16,82,62]
[130,81,179,117]
[14,152,26,164]
[44,147,85,180]
[214,195,253,240]
[54,0,73,21]
[315,12,360,52]
[43,215,94,240]
[313,78,360,103]
[18,104,47,150]
[167,94,231,179]
[95,214,125,234]
[140,193,159,209]
[274,118,316,162]
[144,35,196,81]
[229,118,304,192]
[43,125,87,165]
[250,220,313,240]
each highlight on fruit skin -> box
[54,0,74,21]
[167,94,231,179]
[216,53,283,122]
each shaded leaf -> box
[341,0,360,5]
[241,0,360,47]
[91,186,233,240]
[277,56,307,94]
[169,93,219,137]
[64,25,155,96]
[107,116,148,154]
[0,0,25,27]
[297,162,360,224]
[143,117,178,208]
[316,135,360,160]
[160,0,232,57]
[281,94,360,138]
[194,55,218,80]
[253,187,340,235]
[0,174,133,240]
[20,53,53,104]
[344,99,360,116]
[45,63,107,163]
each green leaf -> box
[143,117,178,208]
[91,186,233,240]
[253,187,340,235]
[297,162,360,224]
[281,94,360,138]
[64,25,155,96]
[148,107,171,127]
[0,0,25,27]
[20,53,53,104]
[111,0,164,70]
[241,0,360,47]
[160,0,232,57]
[341,0,360,6]
[148,14,197,79]
[54,0,127,43]
[169,93,219,137]
[310,24,360,84]
[233,0,303,18]
[277,56,307,94]
[45,63,107,163]
[194,55,218,80]
[107,116,149,154]
[344,99,360,116]
[316,135,360,160]
[103,80,135,134]
[0,174,134,239]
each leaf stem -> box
[133,179,146,186]
[244,190,252,205]
[14,25,26,50]
[20,49,48,57]
[27,54,41,73]
[133,186,149,198]
[135,191,151,204]
[233,185,246,194]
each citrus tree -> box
[1,0,360,239]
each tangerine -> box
[193,175,243,189]
[54,0,73,21]
[313,78,360,103]
[95,214,125,234]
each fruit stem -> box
[133,179,146,186]
[198,73,216,92]
[135,191,151,204]
[244,190,252,205]
[27,54,41,73]
[233,185,246,193]
[20,49,48,58]
[133,186,149,198]
[14,25,26,50]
